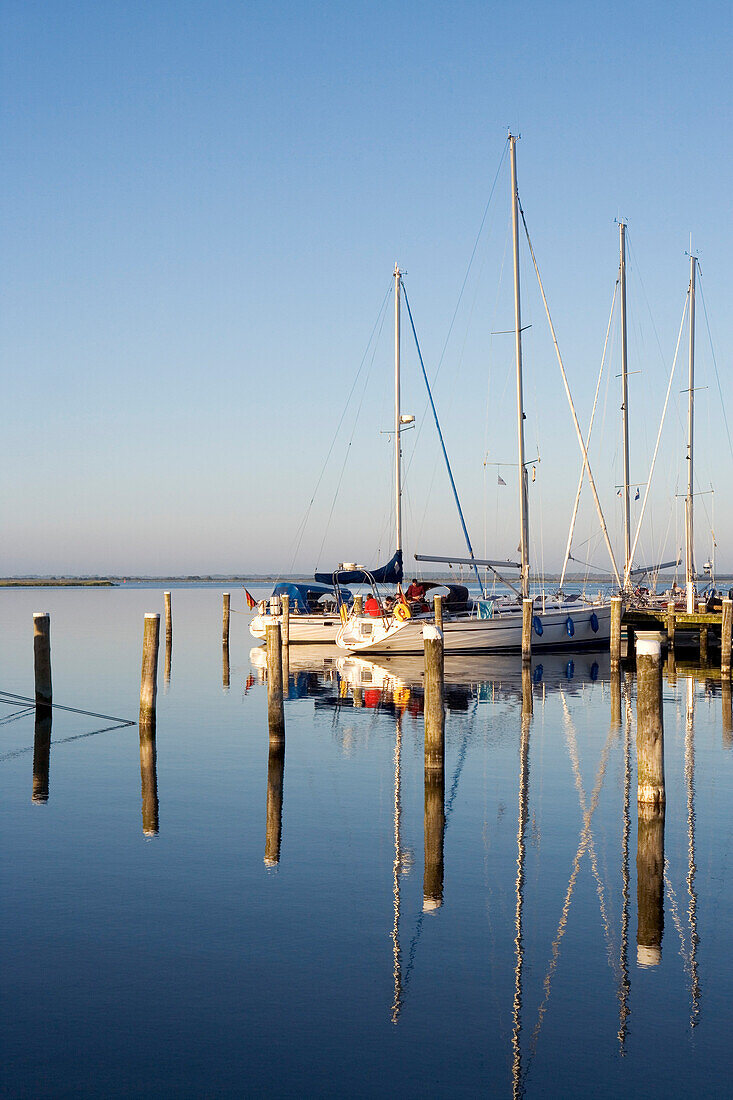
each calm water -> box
[1,586,732,1097]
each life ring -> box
[590,612,599,633]
[394,602,411,622]
[565,616,575,637]
[532,615,543,636]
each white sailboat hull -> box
[250,612,345,645]
[336,602,612,655]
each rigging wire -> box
[283,282,393,577]
[697,273,733,466]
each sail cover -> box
[315,549,403,586]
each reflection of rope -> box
[0,705,35,727]
[0,720,134,763]
[560,693,616,974]
[526,719,616,1071]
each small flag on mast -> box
[635,488,640,500]
[244,588,257,610]
[498,474,506,486]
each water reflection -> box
[264,741,285,867]
[223,642,230,691]
[637,804,664,966]
[139,722,159,837]
[32,705,52,804]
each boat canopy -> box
[271,581,352,614]
[315,549,403,587]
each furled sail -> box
[315,549,403,586]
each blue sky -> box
[2,1,731,576]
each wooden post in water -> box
[521,599,533,665]
[164,591,172,644]
[139,613,160,729]
[222,592,230,646]
[266,622,285,743]
[423,768,445,911]
[423,625,444,775]
[636,802,665,966]
[354,594,363,616]
[699,625,708,665]
[281,594,290,647]
[32,705,52,804]
[139,722,159,836]
[433,594,443,633]
[666,649,677,685]
[610,597,622,669]
[721,598,732,677]
[264,741,285,866]
[666,601,676,652]
[33,613,52,707]
[635,632,665,807]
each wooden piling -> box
[636,802,665,966]
[164,591,172,644]
[139,722,159,836]
[281,594,290,647]
[666,649,677,685]
[264,741,285,866]
[423,769,445,911]
[354,594,363,615]
[522,599,533,664]
[666,601,676,651]
[423,625,444,774]
[33,612,52,707]
[722,598,732,677]
[610,597,622,668]
[699,625,709,665]
[635,632,665,807]
[139,613,160,728]
[32,705,52,804]
[433,594,443,633]
[266,622,285,744]
[222,592,230,647]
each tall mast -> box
[619,222,632,588]
[394,264,402,554]
[685,254,696,611]
[509,134,530,600]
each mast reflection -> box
[512,671,531,1099]
[684,678,700,1024]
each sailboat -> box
[337,135,612,656]
[250,266,407,644]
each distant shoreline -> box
[2,573,731,589]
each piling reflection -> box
[32,705,52,803]
[222,643,230,691]
[139,721,159,837]
[264,740,285,867]
[423,768,445,913]
[164,635,172,692]
[636,803,664,966]
[722,678,732,749]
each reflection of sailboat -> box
[683,678,701,1022]
[391,714,406,1023]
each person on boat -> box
[364,594,382,616]
[406,578,426,602]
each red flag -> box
[244,588,257,610]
